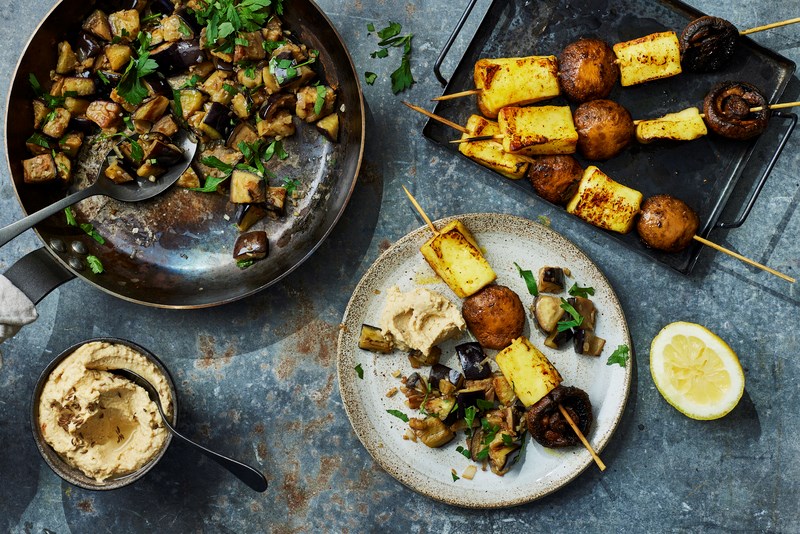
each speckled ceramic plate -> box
[337,213,632,508]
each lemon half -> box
[650,322,744,420]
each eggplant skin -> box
[462,285,525,350]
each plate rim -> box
[336,212,632,508]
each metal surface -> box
[4,0,365,308]
[424,0,796,275]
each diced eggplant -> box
[159,14,193,42]
[296,85,335,122]
[256,110,295,139]
[143,74,172,97]
[227,122,259,149]
[178,89,205,118]
[259,93,296,121]
[538,266,565,293]
[407,346,441,368]
[86,100,123,129]
[132,95,170,122]
[195,145,241,179]
[151,39,205,75]
[455,387,487,419]
[151,114,179,136]
[22,154,57,183]
[200,70,235,104]
[265,186,286,214]
[105,44,132,71]
[229,169,265,203]
[230,93,251,119]
[212,57,235,72]
[189,60,216,78]
[493,374,516,406]
[108,10,140,42]
[532,294,564,334]
[64,97,90,116]
[423,396,458,425]
[488,432,522,476]
[404,372,422,391]
[42,108,72,139]
[428,363,464,392]
[54,152,72,183]
[232,230,268,261]
[234,203,268,232]
[456,342,492,380]
[70,116,98,134]
[176,166,200,188]
[149,0,175,15]
[59,132,84,158]
[56,41,79,74]
[408,417,454,448]
[200,102,234,139]
[233,31,266,63]
[95,71,122,98]
[568,297,597,331]
[141,135,183,166]
[316,113,339,142]
[75,31,104,63]
[26,134,55,155]
[573,328,606,356]
[32,100,49,129]
[268,50,299,86]
[544,323,574,349]
[136,160,166,179]
[61,77,96,96]
[104,158,135,183]
[82,10,113,41]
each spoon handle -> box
[168,423,268,492]
[0,186,96,248]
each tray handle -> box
[716,111,797,229]
[433,0,481,86]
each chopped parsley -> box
[514,262,539,296]
[354,363,364,379]
[64,207,77,226]
[463,405,478,437]
[475,399,494,411]
[455,445,471,459]
[26,133,51,149]
[80,223,106,245]
[29,74,66,109]
[367,22,415,94]
[557,298,583,332]
[364,71,377,85]
[386,409,409,422]
[282,178,300,195]
[568,283,595,298]
[86,255,104,274]
[451,470,460,482]
[117,32,159,106]
[236,259,255,269]
[314,84,327,116]
[607,344,630,367]
[537,215,551,227]
[191,0,280,53]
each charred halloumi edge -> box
[613,31,682,87]
[459,115,529,179]
[566,166,643,234]
[474,56,560,118]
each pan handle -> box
[4,247,75,304]
[715,111,797,229]
[433,0,480,86]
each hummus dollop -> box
[380,286,466,356]
[37,341,174,482]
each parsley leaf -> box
[354,363,364,379]
[386,409,409,422]
[451,471,460,482]
[475,399,494,411]
[377,22,402,40]
[501,433,514,446]
[366,22,375,32]
[456,445,471,459]
[80,223,106,245]
[464,405,477,437]
[537,215,551,226]
[390,37,414,94]
[568,283,595,298]
[314,84,327,116]
[193,0,274,51]
[368,23,415,94]
[283,178,300,195]
[86,255,104,274]
[190,174,230,193]
[236,259,255,269]
[27,133,51,149]
[370,48,389,59]
[557,298,583,332]
[117,32,158,106]
[514,262,538,296]
[364,71,377,85]
[607,345,630,367]
[64,207,77,227]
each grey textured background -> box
[1,0,799,532]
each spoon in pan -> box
[0,128,198,248]
[112,368,268,493]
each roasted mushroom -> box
[526,385,593,448]
[637,194,700,252]
[462,284,525,350]
[573,99,634,160]
[558,38,619,103]
[703,81,770,140]
[679,16,738,72]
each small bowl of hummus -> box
[31,338,178,490]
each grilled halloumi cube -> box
[495,337,562,407]
[635,107,708,144]
[474,56,561,118]
[459,115,529,179]
[566,166,643,233]
[420,220,496,298]
[613,31,682,86]
[498,105,578,156]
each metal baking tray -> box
[422,0,797,274]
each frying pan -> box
[4,0,365,308]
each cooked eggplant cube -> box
[538,267,565,293]
[544,320,574,349]
[265,186,287,214]
[233,31,266,63]
[227,122,259,149]
[408,417,454,448]
[493,374,516,407]
[178,89,205,119]
[456,342,492,380]
[256,110,296,139]
[142,137,183,166]
[75,31,104,62]
[26,135,54,155]
[235,203,269,232]
[132,95,170,123]
[64,97,91,116]
[82,10,113,41]
[568,296,597,331]
[108,10,140,43]
[232,230,268,261]
[176,166,201,188]
[104,44,132,71]
[230,170,266,204]
[573,328,606,356]
[54,152,72,183]
[455,387,487,420]
[33,100,49,129]
[408,347,442,368]
[22,154,58,183]
[429,363,464,392]
[358,324,393,353]
[58,132,84,158]
[315,113,339,142]
[151,114,179,137]
[86,101,123,129]
[61,77,97,96]
[104,159,135,184]
[41,108,72,139]
[200,102,234,140]
[424,396,458,425]
[56,41,79,74]
[151,40,206,75]
[136,160,166,179]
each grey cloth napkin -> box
[0,274,38,343]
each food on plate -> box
[23,0,341,267]
[527,155,583,205]
[558,38,619,103]
[635,107,708,144]
[495,336,563,407]
[456,342,492,379]
[498,105,578,156]
[420,220,497,298]
[357,324,394,353]
[526,385,593,447]
[566,166,643,233]
[537,266,567,293]
[379,286,466,356]
[37,341,173,482]
[703,81,769,140]
[612,31,683,86]
[650,321,744,420]
[461,284,525,350]
[473,56,560,118]
[458,115,529,179]
[679,16,738,72]
[573,99,634,160]
[637,195,700,252]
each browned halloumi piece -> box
[613,31,682,87]
[566,166,642,233]
[458,115,529,179]
[474,56,560,118]
[498,106,578,156]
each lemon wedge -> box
[650,322,744,420]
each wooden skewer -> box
[401,185,439,235]
[741,17,800,35]
[693,236,795,283]
[432,89,482,102]
[559,404,606,471]
[402,101,468,134]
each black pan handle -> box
[715,111,797,229]
[433,0,480,86]
[4,247,75,304]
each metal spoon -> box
[0,129,198,248]
[112,368,268,493]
